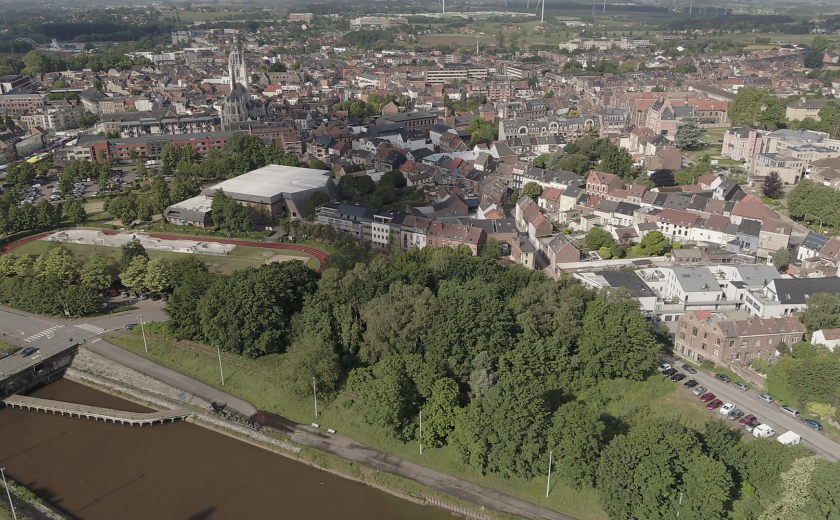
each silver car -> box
[692,386,707,396]
[757,394,774,404]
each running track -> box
[2,231,329,272]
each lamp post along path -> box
[1,468,17,520]
[216,345,225,386]
[313,377,318,418]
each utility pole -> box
[419,410,422,455]
[676,492,683,517]
[137,315,148,354]
[1,468,17,520]
[442,0,445,14]
[313,377,318,418]
[689,0,693,16]
[805,214,824,234]
[216,345,224,386]
[546,450,553,498]
[603,0,606,14]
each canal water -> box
[0,379,454,520]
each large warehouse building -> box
[164,164,339,226]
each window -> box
[741,340,748,347]
[692,327,698,336]
[714,349,719,358]
[703,332,708,339]
[701,344,707,351]
[716,338,721,345]
[680,332,685,340]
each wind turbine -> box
[535,0,545,24]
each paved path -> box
[84,339,257,416]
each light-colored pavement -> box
[664,355,840,461]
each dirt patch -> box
[265,254,309,264]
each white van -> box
[753,424,776,439]
[777,431,801,446]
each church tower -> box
[228,41,248,90]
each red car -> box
[739,414,757,426]
[706,399,723,410]
[109,289,119,297]
[699,393,716,403]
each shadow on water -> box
[186,507,217,520]
[73,474,146,515]
[0,431,69,465]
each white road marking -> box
[17,330,24,335]
[23,324,65,343]
[90,338,101,343]
[74,323,106,335]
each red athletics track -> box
[2,231,328,272]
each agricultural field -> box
[8,239,319,272]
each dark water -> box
[0,379,453,520]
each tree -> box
[119,255,149,290]
[804,458,840,519]
[468,350,495,398]
[360,282,435,364]
[422,377,460,447]
[64,199,87,223]
[521,182,543,200]
[772,247,790,272]
[533,154,551,168]
[585,227,615,251]
[548,401,605,488]
[35,199,56,229]
[554,154,592,175]
[353,356,417,440]
[44,247,77,285]
[763,170,784,199]
[120,240,148,272]
[799,293,840,334]
[598,246,612,259]
[22,50,48,75]
[308,191,331,213]
[650,169,676,187]
[283,336,341,399]
[599,145,633,177]
[80,253,115,290]
[806,50,824,69]
[144,257,171,293]
[637,230,670,256]
[198,262,318,357]
[675,118,703,149]
[164,268,215,341]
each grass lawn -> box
[103,330,743,520]
[9,240,319,272]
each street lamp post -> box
[805,214,824,234]
[419,410,423,456]
[546,450,553,498]
[216,345,225,386]
[1,468,17,520]
[312,377,318,418]
[137,315,148,354]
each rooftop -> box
[202,165,333,205]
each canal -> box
[0,379,454,520]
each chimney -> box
[444,106,450,118]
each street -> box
[0,302,167,378]
[664,355,840,461]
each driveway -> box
[664,355,840,461]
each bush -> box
[700,359,716,371]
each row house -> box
[674,310,804,366]
[498,114,600,142]
[0,91,48,117]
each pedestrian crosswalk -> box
[23,324,64,343]
[74,323,106,335]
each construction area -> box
[44,230,237,256]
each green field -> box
[9,240,319,272]
[105,330,743,520]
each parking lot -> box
[12,169,141,207]
[661,355,840,461]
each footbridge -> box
[3,395,192,426]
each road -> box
[664,355,840,461]
[0,302,167,379]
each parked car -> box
[757,394,775,404]
[657,363,672,373]
[109,289,119,297]
[700,393,716,403]
[719,403,736,415]
[780,406,800,418]
[139,293,148,300]
[745,420,761,433]
[740,414,758,426]
[683,379,699,388]
[734,382,750,392]
[20,347,38,357]
[803,419,823,431]
[120,291,129,298]
[692,386,707,396]
[151,293,161,301]
[670,373,686,382]
[125,324,136,331]
[714,373,732,383]
[753,424,776,438]
[662,368,677,377]
[681,363,697,375]
[727,409,745,421]
[706,399,723,410]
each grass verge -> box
[104,331,609,520]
